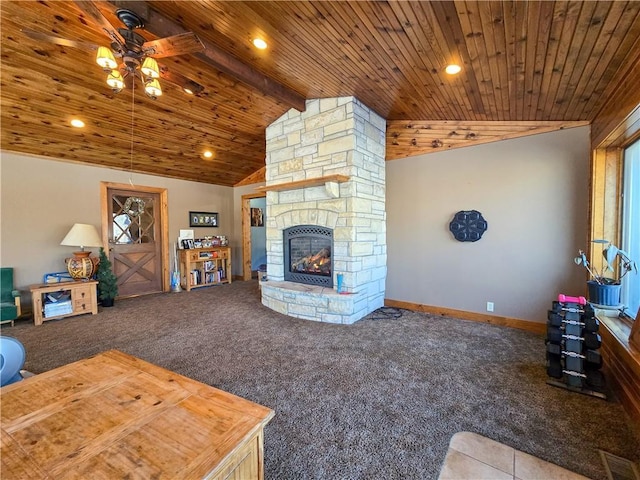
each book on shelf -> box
[190,269,202,285]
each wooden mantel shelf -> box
[255,174,350,193]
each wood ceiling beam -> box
[386,120,590,160]
[103,1,306,112]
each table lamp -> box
[60,223,103,280]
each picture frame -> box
[181,239,195,249]
[250,207,264,227]
[189,211,218,228]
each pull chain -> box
[129,77,135,187]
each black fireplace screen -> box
[284,225,333,287]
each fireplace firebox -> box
[284,226,333,287]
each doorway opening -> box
[241,192,267,281]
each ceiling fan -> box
[23,0,205,98]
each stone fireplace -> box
[260,97,386,324]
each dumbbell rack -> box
[545,294,606,400]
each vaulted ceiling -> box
[2,1,640,186]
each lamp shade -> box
[144,78,162,98]
[141,57,160,78]
[96,47,117,70]
[106,70,124,91]
[60,224,103,250]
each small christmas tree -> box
[96,247,118,305]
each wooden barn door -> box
[101,182,169,297]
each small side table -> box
[30,280,98,326]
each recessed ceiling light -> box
[445,64,462,75]
[70,118,85,128]
[252,38,268,50]
[183,87,194,95]
[203,150,213,159]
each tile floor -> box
[438,432,590,480]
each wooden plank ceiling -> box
[2,1,640,186]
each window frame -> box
[590,105,640,325]
[620,139,639,319]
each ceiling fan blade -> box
[159,66,205,96]
[143,32,204,58]
[74,0,126,46]
[22,29,100,51]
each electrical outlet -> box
[486,302,494,312]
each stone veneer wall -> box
[261,97,387,324]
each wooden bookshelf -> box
[179,247,231,291]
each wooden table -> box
[0,350,275,479]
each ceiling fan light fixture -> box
[106,70,124,92]
[96,46,117,70]
[141,57,160,78]
[145,78,162,99]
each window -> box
[621,138,640,319]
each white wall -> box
[0,152,233,294]
[386,126,591,323]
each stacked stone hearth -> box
[261,97,387,324]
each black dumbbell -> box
[553,330,602,350]
[546,352,562,363]
[561,369,605,389]
[584,349,603,369]
[547,357,563,378]
[582,303,595,317]
[547,345,602,369]
[583,316,599,333]
[546,343,561,355]
[585,369,605,388]
[551,301,585,314]
[584,331,601,349]
[548,312,599,333]
[547,326,562,344]
[548,311,563,326]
